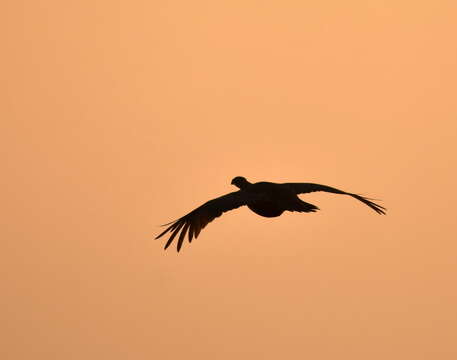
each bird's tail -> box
[291,200,319,213]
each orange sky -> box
[3,1,457,359]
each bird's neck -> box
[237,179,251,190]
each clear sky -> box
[3,1,457,359]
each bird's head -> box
[231,176,250,190]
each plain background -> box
[3,1,457,359]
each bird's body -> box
[155,176,386,252]
[241,181,318,217]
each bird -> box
[155,176,386,252]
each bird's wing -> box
[155,191,259,252]
[284,183,386,215]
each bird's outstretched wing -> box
[155,191,258,252]
[285,183,386,215]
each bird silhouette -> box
[155,176,386,252]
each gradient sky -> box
[3,1,457,359]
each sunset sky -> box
[3,1,457,359]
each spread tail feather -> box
[290,201,319,213]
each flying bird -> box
[155,176,386,252]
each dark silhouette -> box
[155,176,386,252]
